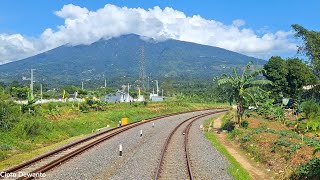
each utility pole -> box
[81,81,84,90]
[147,76,150,91]
[147,73,151,92]
[127,83,130,102]
[139,46,146,89]
[40,84,43,100]
[22,69,36,99]
[105,79,107,88]
[155,80,159,95]
[162,89,163,97]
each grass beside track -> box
[204,113,251,180]
[0,100,227,170]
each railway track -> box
[154,109,227,180]
[2,109,224,180]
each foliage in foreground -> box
[290,157,320,180]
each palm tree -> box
[218,63,271,124]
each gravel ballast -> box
[157,117,190,179]
[44,110,217,180]
[188,114,232,180]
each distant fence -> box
[14,98,84,105]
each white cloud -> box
[0,34,39,64]
[0,4,297,64]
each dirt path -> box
[213,116,272,180]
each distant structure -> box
[103,84,134,103]
[149,80,165,102]
[135,87,145,102]
[103,90,133,103]
[22,69,36,98]
[139,46,146,89]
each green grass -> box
[204,114,251,180]
[0,100,228,170]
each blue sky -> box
[0,0,318,63]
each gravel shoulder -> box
[189,114,232,180]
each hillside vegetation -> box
[0,34,264,87]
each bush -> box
[257,99,274,118]
[273,105,285,121]
[301,100,320,119]
[290,157,320,179]
[15,118,52,137]
[257,99,285,121]
[0,101,19,131]
[222,120,235,131]
[79,103,90,113]
[80,98,106,112]
[240,120,249,128]
[0,151,8,161]
[307,119,320,131]
[21,119,42,137]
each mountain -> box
[0,34,265,86]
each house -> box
[149,80,165,102]
[103,90,133,103]
[150,95,165,102]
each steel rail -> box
[154,109,227,180]
[1,108,225,180]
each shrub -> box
[0,144,11,151]
[273,105,285,121]
[240,120,249,128]
[301,100,320,119]
[222,120,235,131]
[79,103,90,113]
[0,101,19,131]
[15,118,52,137]
[80,98,106,112]
[21,119,42,137]
[290,157,320,179]
[257,99,285,121]
[257,99,274,118]
[0,151,8,161]
[307,119,320,131]
[228,128,242,139]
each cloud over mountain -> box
[0,4,297,64]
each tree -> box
[292,24,320,73]
[286,58,317,98]
[263,56,288,98]
[218,63,270,124]
[161,78,175,97]
[263,56,317,99]
[10,86,29,99]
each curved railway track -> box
[154,109,227,180]
[2,108,225,180]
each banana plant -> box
[218,63,272,124]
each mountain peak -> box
[0,34,265,86]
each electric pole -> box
[40,84,43,100]
[139,46,146,89]
[22,69,36,99]
[155,80,159,95]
